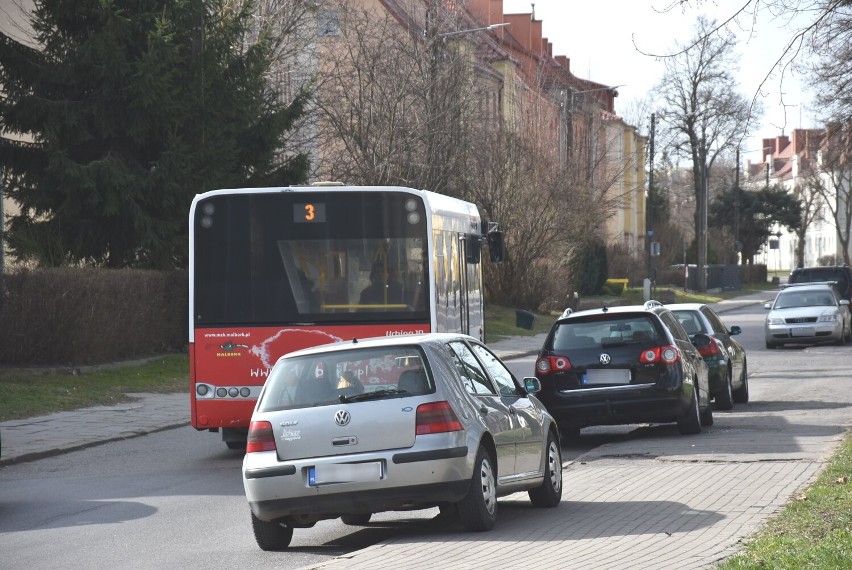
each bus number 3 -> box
[304,203,315,221]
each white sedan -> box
[764,283,851,348]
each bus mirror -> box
[466,234,482,264]
[487,231,505,263]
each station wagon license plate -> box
[583,369,631,385]
[309,462,383,486]
[791,327,816,337]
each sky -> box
[501,0,817,164]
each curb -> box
[0,422,187,467]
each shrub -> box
[0,268,187,366]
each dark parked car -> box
[788,265,852,302]
[534,301,712,439]
[668,303,749,410]
[243,333,562,551]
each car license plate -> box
[309,462,383,486]
[583,369,631,385]
[790,327,815,337]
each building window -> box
[318,11,339,36]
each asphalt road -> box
[1,302,850,569]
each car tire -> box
[715,367,734,411]
[528,431,563,508]
[340,513,372,525]
[765,341,779,349]
[677,383,702,435]
[457,446,498,531]
[733,360,749,404]
[225,440,245,450]
[700,391,714,427]
[251,512,293,551]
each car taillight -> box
[640,345,680,364]
[697,339,722,357]
[246,420,276,453]
[535,355,572,375]
[416,401,462,435]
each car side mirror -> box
[487,230,505,263]
[465,234,481,264]
[764,303,772,310]
[729,325,742,336]
[841,299,850,306]
[691,333,712,348]
[523,376,541,394]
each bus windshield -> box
[194,191,429,326]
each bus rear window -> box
[194,192,428,325]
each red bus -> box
[189,184,504,448]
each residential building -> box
[744,128,850,270]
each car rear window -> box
[552,315,661,350]
[257,346,433,412]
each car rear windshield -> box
[553,314,661,350]
[257,346,433,412]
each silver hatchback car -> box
[242,333,563,550]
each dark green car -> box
[669,303,749,410]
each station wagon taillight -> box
[415,401,462,435]
[246,421,276,453]
[640,345,680,364]
[697,339,723,357]
[535,355,572,375]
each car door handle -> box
[479,406,489,415]
[508,407,517,415]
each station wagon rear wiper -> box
[339,388,406,403]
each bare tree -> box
[811,124,852,265]
[792,176,826,267]
[311,1,478,194]
[808,4,852,121]
[655,16,757,290]
[670,1,851,128]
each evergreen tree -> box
[575,239,609,296]
[709,184,802,264]
[0,0,309,268]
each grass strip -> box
[0,354,188,422]
[718,432,852,569]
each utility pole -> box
[698,138,708,292]
[0,168,5,274]
[734,147,741,264]
[647,113,655,282]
